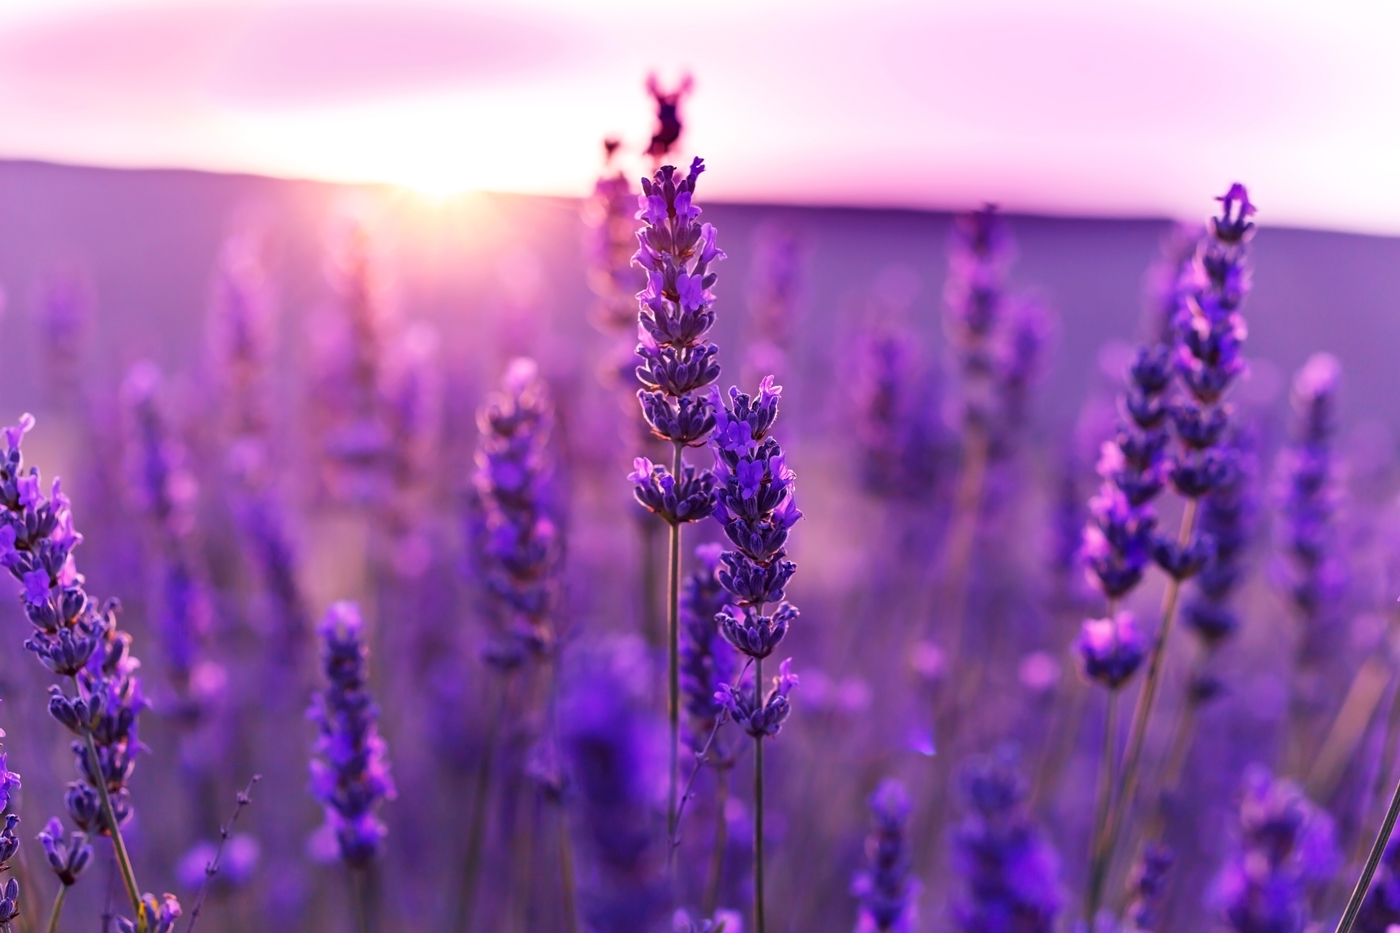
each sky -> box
[0,0,1394,233]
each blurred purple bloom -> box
[950,748,1063,933]
[1184,429,1259,647]
[679,543,738,748]
[1075,611,1147,691]
[472,358,561,666]
[307,602,396,867]
[1209,766,1338,933]
[852,779,919,933]
[1124,843,1173,933]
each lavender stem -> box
[1084,689,1119,925]
[754,651,766,933]
[452,681,503,933]
[1336,771,1400,933]
[1088,498,1198,920]
[668,440,684,852]
[185,775,260,933]
[44,883,66,933]
[76,690,142,928]
[556,802,578,933]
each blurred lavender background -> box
[0,152,1398,933]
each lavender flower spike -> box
[0,716,19,933]
[852,779,919,933]
[0,412,163,924]
[951,749,1062,933]
[1209,766,1338,933]
[1075,611,1147,691]
[38,816,92,887]
[308,601,396,866]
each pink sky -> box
[0,1,1391,232]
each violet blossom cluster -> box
[710,378,803,736]
[851,779,918,933]
[0,713,19,931]
[629,157,723,523]
[472,357,560,667]
[950,749,1062,933]
[0,413,178,915]
[1276,352,1345,659]
[1123,843,1173,933]
[853,332,950,502]
[679,542,737,750]
[307,601,396,866]
[1183,428,1258,652]
[1209,766,1338,933]
[121,363,219,721]
[943,206,1052,451]
[583,141,643,334]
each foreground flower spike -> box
[710,376,802,933]
[1184,428,1258,649]
[852,779,918,933]
[1210,766,1338,932]
[308,601,396,867]
[1088,185,1258,922]
[38,816,91,887]
[473,358,561,665]
[0,716,19,933]
[0,413,159,926]
[630,155,724,854]
[951,749,1062,933]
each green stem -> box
[79,729,142,930]
[754,656,766,933]
[45,884,67,933]
[666,441,683,853]
[557,800,579,933]
[1084,690,1119,925]
[350,866,371,933]
[452,682,503,933]
[1090,499,1198,918]
[1336,771,1400,933]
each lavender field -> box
[0,146,1398,933]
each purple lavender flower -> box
[307,601,396,866]
[1123,843,1173,933]
[559,640,667,933]
[207,233,274,439]
[116,893,182,933]
[742,224,803,385]
[1209,766,1338,933]
[1184,428,1259,647]
[37,816,92,887]
[30,262,93,403]
[852,779,919,933]
[472,357,560,665]
[989,296,1054,458]
[121,362,217,702]
[945,206,1014,405]
[1079,345,1173,601]
[583,141,644,333]
[1276,353,1344,657]
[716,658,798,738]
[646,73,693,161]
[1074,611,1147,690]
[680,542,738,748]
[0,414,149,830]
[950,748,1063,933]
[631,157,725,461]
[0,719,18,931]
[853,331,951,501]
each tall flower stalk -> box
[628,157,724,847]
[0,413,173,932]
[308,601,395,933]
[457,357,565,932]
[852,779,918,932]
[710,377,803,933]
[1090,184,1257,919]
